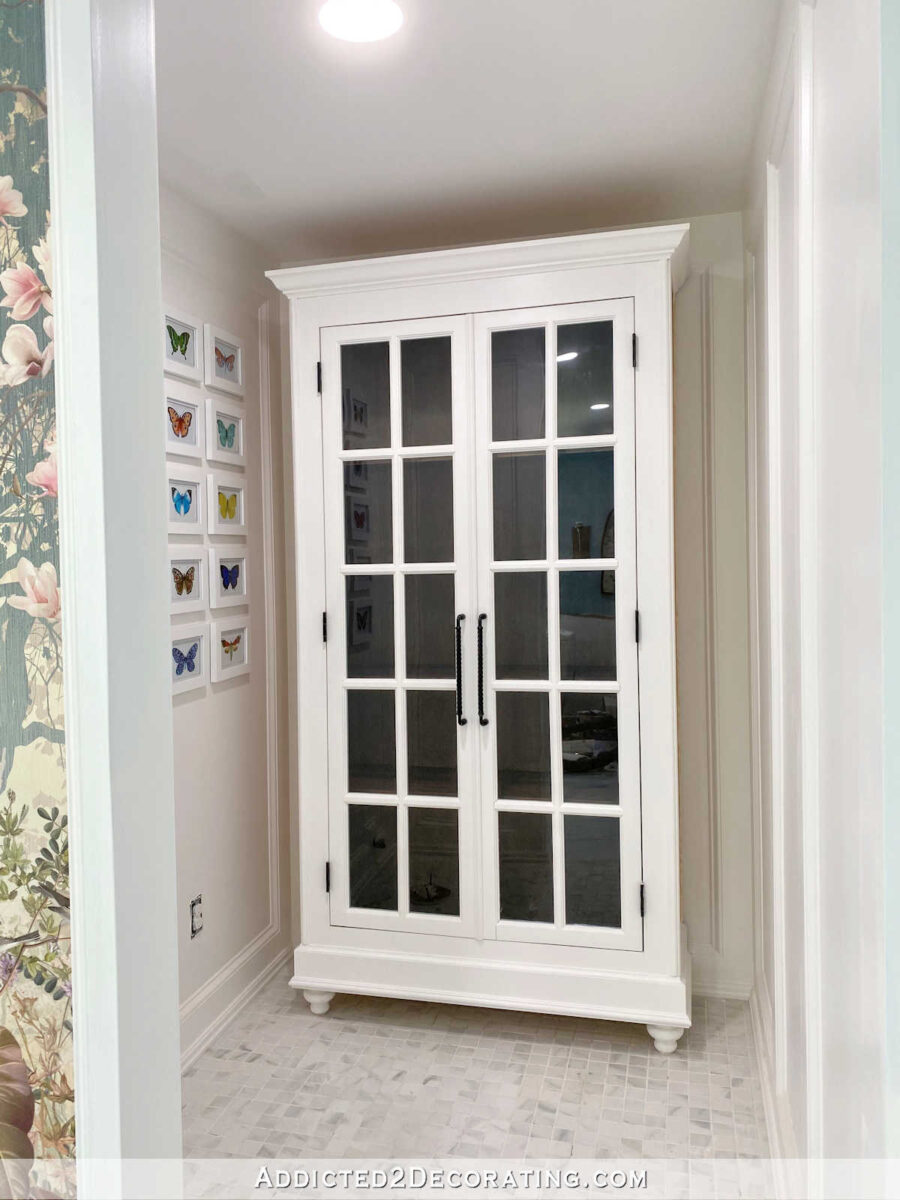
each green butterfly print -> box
[166,323,191,359]
[217,418,237,449]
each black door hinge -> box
[317,361,322,393]
[322,611,328,642]
[635,610,640,643]
[632,333,637,368]
[325,862,331,893]
[639,883,645,917]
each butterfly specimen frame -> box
[204,323,244,397]
[167,545,207,616]
[167,463,205,535]
[211,618,250,682]
[205,395,246,468]
[171,621,209,696]
[207,469,247,536]
[163,306,203,383]
[163,377,204,461]
[208,546,248,609]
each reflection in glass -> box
[558,450,614,560]
[557,321,614,437]
[493,454,546,561]
[408,808,459,915]
[346,576,393,679]
[401,336,452,447]
[491,327,546,441]
[404,458,454,563]
[496,693,550,800]
[494,573,548,679]
[349,804,397,910]
[564,815,621,926]
[559,573,616,680]
[498,811,553,922]
[407,691,457,796]
[347,690,396,793]
[561,693,618,804]
[405,575,454,678]
[344,461,392,565]
[341,341,391,450]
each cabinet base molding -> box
[290,939,691,1052]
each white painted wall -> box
[673,213,755,1000]
[159,185,293,1065]
[744,0,885,1159]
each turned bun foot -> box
[646,1023,686,1054]
[302,989,335,1015]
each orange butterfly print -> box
[221,635,242,659]
[215,346,236,372]
[167,406,193,438]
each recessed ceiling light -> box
[590,403,610,411]
[319,0,404,42]
[556,351,578,362]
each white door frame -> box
[47,0,183,1195]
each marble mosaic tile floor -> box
[181,966,769,1160]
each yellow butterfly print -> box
[218,490,238,520]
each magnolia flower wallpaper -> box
[0,1,74,1194]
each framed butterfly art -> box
[163,377,204,460]
[168,545,207,615]
[208,546,248,609]
[205,395,246,467]
[171,622,209,695]
[207,470,247,536]
[163,307,203,383]
[166,464,204,535]
[211,618,250,682]
[204,323,244,397]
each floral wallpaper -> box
[0,1,74,1194]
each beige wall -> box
[159,184,292,1063]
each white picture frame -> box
[207,469,247,536]
[211,617,250,682]
[163,305,203,383]
[205,395,246,468]
[166,463,204,536]
[170,621,209,696]
[208,546,249,609]
[167,545,207,616]
[163,377,204,461]
[204,322,244,396]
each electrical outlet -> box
[190,894,203,938]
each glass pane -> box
[408,808,459,915]
[558,450,614,560]
[560,573,616,680]
[402,336,452,447]
[344,461,392,565]
[349,804,397,910]
[561,693,619,804]
[404,458,454,563]
[557,321,614,437]
[498,811,553,922]
[494,572,548,679]
[564,815,621,927]
[345,576,393,679]
[491,327,546,441]
[493,453,546,561]
[407,691,457,796]
[496,693,550,800]
[347,690,396,793]
[342,341,391,450]
[405,575,454,679]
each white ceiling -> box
[154,0,780,264]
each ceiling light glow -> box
[590,403,610,411]
[319,0,404,42]
[556,351,578,362]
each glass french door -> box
[320,300,642,950]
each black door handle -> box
[455,614,467,726]
[477,613,489,726]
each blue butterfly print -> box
[171,487,192,516]
[172,642,199,676]
[220,562,240,590]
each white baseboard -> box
[692,978,753,1000]
[180,944,291,1072]
[750,975,800,1197]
